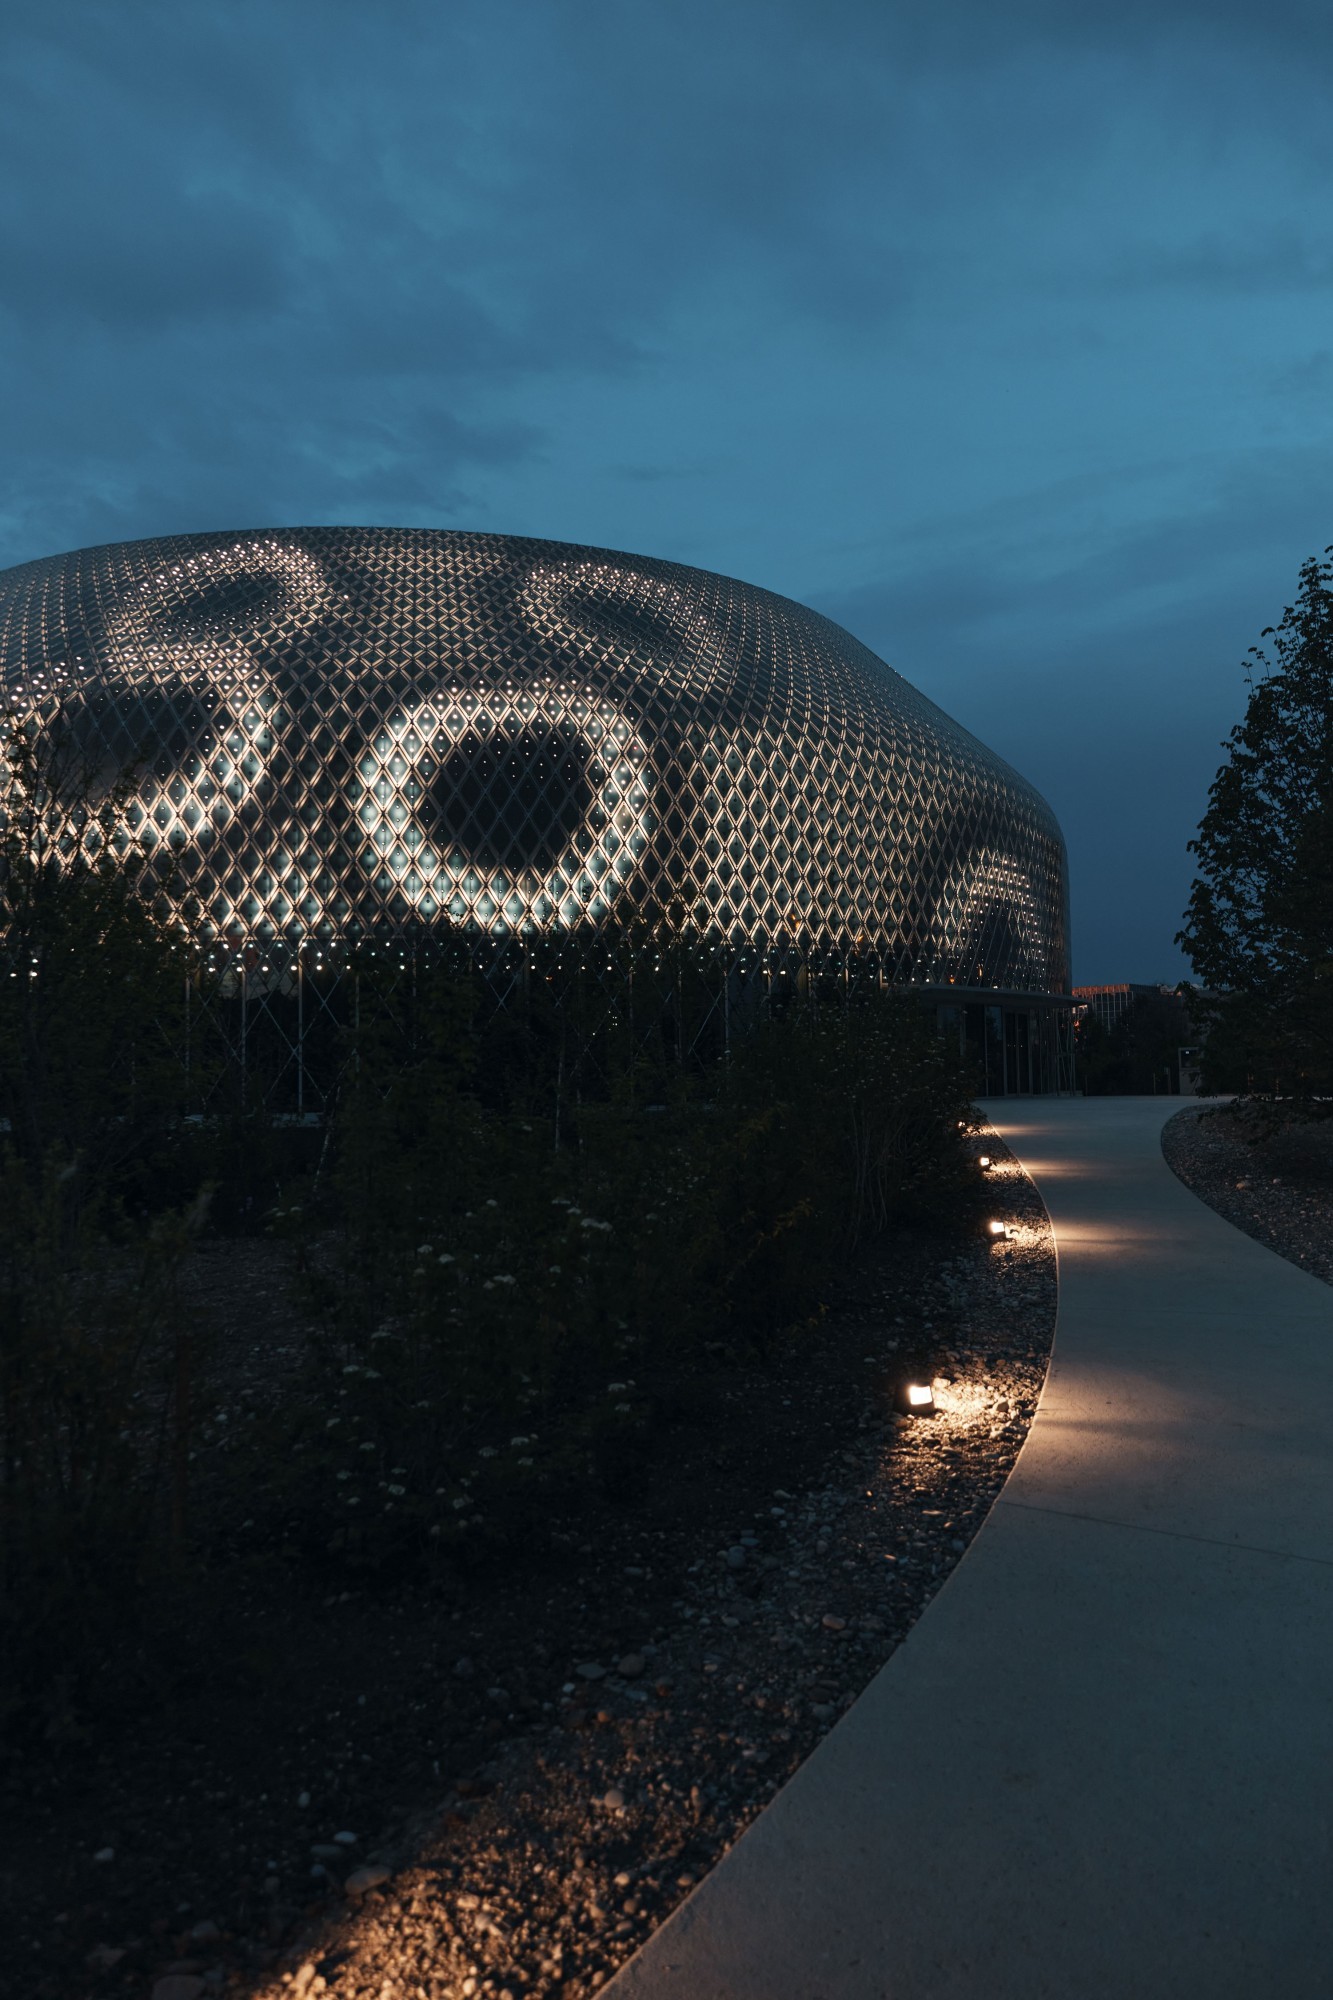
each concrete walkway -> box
[601,1098,1333,1999]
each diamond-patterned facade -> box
[0,527,1069,992]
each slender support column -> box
[297,949,305,1120]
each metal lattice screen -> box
[0,527,1071,997]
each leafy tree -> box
[1178,549,1333,1098]
[0,708,209,1719]
[1077,988,1191,1095]
[0,706,190,1186]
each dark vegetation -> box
[1179,546,1333,1102]
[1075,985,1194,1096]
[0,710,983,1765]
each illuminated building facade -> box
[0,527,1072,1093]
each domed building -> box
[0,527,1071,1092]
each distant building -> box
[1073,983,1178,1036]
[1073,983,1202,1096]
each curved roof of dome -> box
[0,526,1069,991]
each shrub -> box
[1,710,982,1708]
[256,980,977,1577]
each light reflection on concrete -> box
[603,1097,1333,2000]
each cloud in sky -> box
[3,0,1333,978]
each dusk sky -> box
[4,0,1332,982]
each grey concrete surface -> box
[599,1097,1333,1999]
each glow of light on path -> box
[1000,1156,1103,1183]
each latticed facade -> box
[0,527,1072,1096]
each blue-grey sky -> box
[4,0,1331,982]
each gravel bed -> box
[10,1128,1053,2000]
[1163,1103,1333,1288]
[236,1133,1054,2000]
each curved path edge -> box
[598,1097,1333,2000]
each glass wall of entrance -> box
[933,991,1075,1095]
